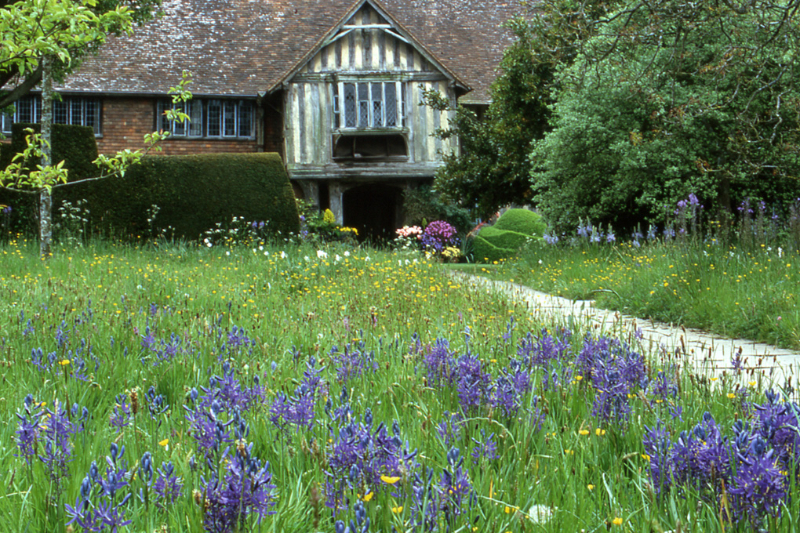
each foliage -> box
[0,123,99,181]
[0,0,161,109]
[1,153,299,241]
[401,185,472,234]
[531,0,800,232]
[425,1,622,218]
[296,200,358,244]
[473,209,546,264]
[493,208,546,236]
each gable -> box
[278,0,465,90]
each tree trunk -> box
[39,55,53,259]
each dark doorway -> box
[343,184,402,242]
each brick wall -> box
[98,97,263,156]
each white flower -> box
[280,251,287,259]
[779,247,783,258]
[538,259,543,265]
[335,254,341,262]
[304,256,310,262]
[259,245,264,251]
[365,256,371,261]
[226,251,230,256]
[264,251,269,256]
[528,505,555,524]
[344,251,350,257]
[317,250,328,259]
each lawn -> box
[0,237,797,532]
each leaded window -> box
[336,82,405,130]
[2,96,99,135]
[157,99,254,139]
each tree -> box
[531,0,800,232]
[0,0,188,258]
[426,0,623,219]
[0,0,161,109]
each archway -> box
[343,183,402,242]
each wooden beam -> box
[343,24,392,29]
[323,28,354,47]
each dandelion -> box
[612,517,623,526]
[528,504,554,524]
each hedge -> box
[472,209,546,263]
[0,153,300,240]
[0,123,98,181]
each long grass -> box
[485,238,800,350]
[0,237,796,532]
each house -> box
[2,0,526,239]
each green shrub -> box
[0,123,99,181]
[1,153,299,241]
[403,185,473,234]
[494,208,547,236]
[472,209,546,263]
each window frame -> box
[2,95,101,136]
[161,99,255,140]
[334,81,405,131]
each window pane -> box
[223,102,237,137]
[173,106,186,136]
[371,83,383,127]
[70,99,83,126]
[385,84,397,127]
[54,100,68,124]
[189,101,203,137]
[157,101,171,132]
[207,101,222,136]
[84,100,98,131]
[89,100,101,135]
[358,83,369,128]
[344,84,356,128]
[1,112,11,134]
[238,102,253,138]
[17,97,34,123]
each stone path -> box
[449,271,800,388]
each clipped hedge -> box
[1,153,300,240]
[473,209,545,263]
[0,123,99,181]
[493,208,547,235]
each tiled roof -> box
[58,0,527,104]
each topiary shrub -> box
[493,208,547,236]
[472,209,546,263]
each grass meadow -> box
[483,239,800,351]
[0,237,798,532]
